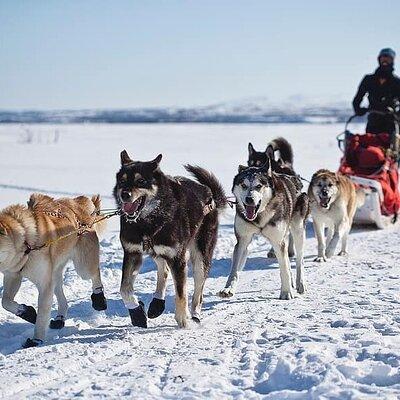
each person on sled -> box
[353,48,400,134]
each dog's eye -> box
[255,184,262,190]
[328,183,333,187]
[136,178,147,186]
[241,183,248,189]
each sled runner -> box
[337,109,400,228]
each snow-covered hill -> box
[0,95,352,124]
[1,123,399,399]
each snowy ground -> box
[1,123,400,399]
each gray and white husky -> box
[219,150,309,300]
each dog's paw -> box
[314,256,327,263]
[91,291,107,311]
[325,248,335,258]
[191,311,201,324]
[147,298,165,319]
[218,288,235,298]
[22,338,43,349]
[296,281,307,294]
[16,304,37,324]
[267,248,276,258]
[175,313,189,329]
[128,302,147,328]
[280,289,295,300]
[49,315,65,329]
[338,250,348,256]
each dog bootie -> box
[16,304,37,324]
[128,301,147,328]
[22,338,43,348]
[147,298,165,319]
[192,315,201,324]
[267,248,276,258]
[50,315,65,329]
[91,290,107,311]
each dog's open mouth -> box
[243,202,261,221]
[319,196,331,208]
[122,196,146,217]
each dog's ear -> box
[310,172,317,184]
[238,164,247,173]
[120,150,133,166]
[260,158,272,177]
[248,143,254,155]
[0,224,7,236]
[265,144,275,161]
[150,154,162,170]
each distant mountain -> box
[0,95,353,124]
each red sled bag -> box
[339,132,400,216]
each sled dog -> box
[219,152,309,299]
[248,137,295,176]
[0,194,107,348]
[308,169,364,261]
[114,150,226,328]
[248,137,300,258]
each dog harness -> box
[123,200,217,253]
[20,209,121,272]
[203,199,216,215]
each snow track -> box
[1,226,400,399]
[0,123,400,398]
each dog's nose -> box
[121,191,131,201]
[321,188,328,196]
[245,196,254,205]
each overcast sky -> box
[1,0,399,110]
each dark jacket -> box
[353,69,400,114]
[353,69,400,133]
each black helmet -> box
[378,48,396,60]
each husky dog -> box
[308,169,364,261]
[219,155,309,299]
[248,137,295,176]
[248,137,299,258]
[114,150,226,328]
[0,194,107,348]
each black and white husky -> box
[114,150,226,328]
[219,146,309,300]
[248,137,294,175]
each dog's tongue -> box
[123,200,140,214]
[245,205,257,220]
[319,197,330,208]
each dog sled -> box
[337,109,400,228]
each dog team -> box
[0,138,363,348]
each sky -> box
[1,0,399,110]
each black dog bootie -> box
[22,338,43,348]
[50,315,65,329]
[16,304,37,324]
[147,298,165,319]
[91,290,107,311]
[129,301,147,328]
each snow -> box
[1,122,400,399]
